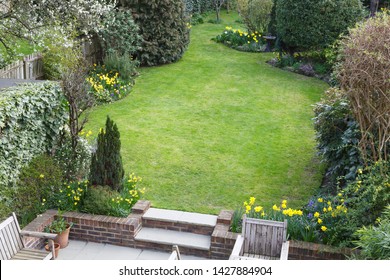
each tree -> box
[337,12,390,162]
[60,51,95,180]
[213,0,226,23]
[122,0,190,66]
[89,116,124,191]
[276,0,364,54]
[0,0,115,58]
[237,0,273,34]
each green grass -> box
[85,11,328,214]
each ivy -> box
[0,82,68,186]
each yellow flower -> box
[321,226,327,232]
[314,212,320,218]
[272,204,281,211]
[338,193,342,197]
[327,201,331,206]
[254,206,263,213]
[281,203,287,209]
[318,198,323,203]
[318,218,323,224]
[358,169,363,174]
[74,202,78,205]
[323,207,327,212]
[39,174,45,179]
[249,197,256,205]
[245,205,251,213]
[261,211,265,217]
[328,206,332,212]
[282,200,287,205]
[42,198,46,202]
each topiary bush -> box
[0,82,68,187]
[122,0,190,66]
[275,0,364,54]
[89,116,124,191]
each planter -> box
[45,242,60,258]
[54,225,71,249]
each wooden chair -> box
[230,215,289,260]
[168,245,181,260]
[0,212,57,260]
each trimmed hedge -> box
[123,0,190,66]
[276,0,364,53]
[0,82,68,186]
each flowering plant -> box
[213,26,266,52]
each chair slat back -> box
[0,213,24,260]
[242,216,287,258]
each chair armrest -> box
[229,235,245,260]
[20,230,57,240]
[280,241,289,260]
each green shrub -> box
[0,82,68,187]
[313,88,362,186]
[89,116,124,191]
[99,9,142,56]
[237,0,273,34]
[122,0,190,66]
[103,51,139,82]
[12,154,63,227]
[354,206,390,260]
[54,132,92,181]
[81,185,116,216]
[275,0,364,54]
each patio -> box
[55,240,207,260]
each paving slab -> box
[143,208,217,227]
[135,227,211,250]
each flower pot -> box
[45,242,60,258]
[54,225,71,248]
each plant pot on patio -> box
[45,242,60,258]
[44,214,73,249]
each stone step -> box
[142,208,218,235]
[135,227,211,258]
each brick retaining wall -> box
[22,200,357,260]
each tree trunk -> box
[370,0,379,17]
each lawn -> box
[85,11,328,214]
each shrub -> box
[89,116,124,191]
[337,11,390,163]
[103,51,139,82]
[0,82,68,187]
[81,174,145,217]
[81,185,116,216]
[354,206,390,260]
[12,154,63,227]
[313,88,362,186]
[99,9,142,56]
[53,131,92,181]
[122,0,190,66]
[275,0,364,54]
[237,0,273,34]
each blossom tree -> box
[0,0,116,55]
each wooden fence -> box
[0,53,43,80]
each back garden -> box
[0,0,389,260]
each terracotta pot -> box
[45,242,60,258]
[54,225,71,249]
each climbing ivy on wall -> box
[0,82,68,186]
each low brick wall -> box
[288,240,357,260]
[210,210,238,259]
[22,201,356,260]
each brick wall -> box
[210,210,238,259]
[288,240,357,260]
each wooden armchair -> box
[230,215,289,260]
[0,212,57,260]
[168,245,181,260]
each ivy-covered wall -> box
[0,82,68,186]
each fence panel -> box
[0,53,43,80]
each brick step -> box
[142,208,217,235]
[135,227,211,258]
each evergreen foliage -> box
[122,0,190,66]
[275,0,364,54]
[89,116,124,191]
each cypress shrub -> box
[275,0,364,54]
[89,116,124,191]
[122,0,190,66]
